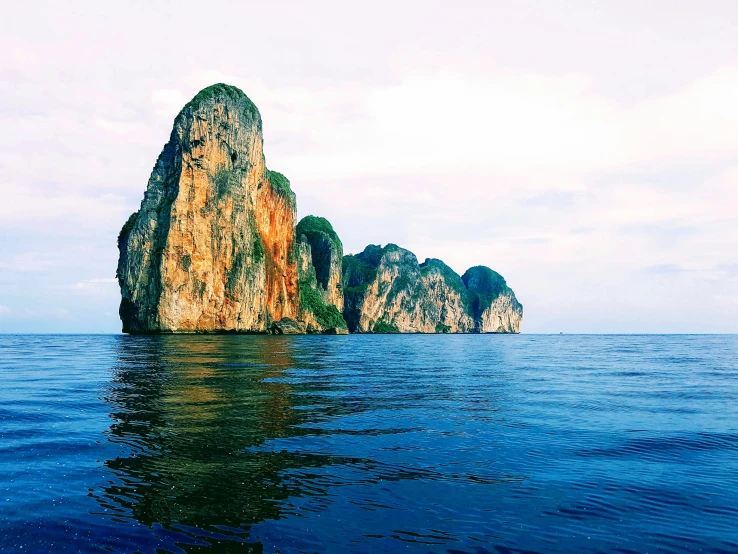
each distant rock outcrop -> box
[462,266,523,333]
[342,244,522,333]
[296,216,348,333]
[117,83,523,334]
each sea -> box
[0,334,736,553]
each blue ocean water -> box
[0,335,737,553]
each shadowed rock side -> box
[116,84,299,333]
[342,244,522,333]
[296,216,348,333]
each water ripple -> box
[0,334,736,553]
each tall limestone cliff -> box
[295,216,347,333]
[117,84,299,333]
[342,244,522,333]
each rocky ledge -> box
[117,84,523,334]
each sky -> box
[1,0,737,333]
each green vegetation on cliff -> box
[343,244,421,316]
[178,83,259,121]
[297,215,342,293]
[357,244,385,267]
[420,258,468,297]
[267,170,293,200]
[296,215,340,247]
[462,266,512,320]
[299,280,347,329]
[118,211,139,249]
[342,254,378,293]
[373,321,400,333]
[342,243,389,294]
[180,254,192,272]
[435,322,452,333]
[252,229,264,262]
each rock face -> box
[462,266,523,333]
[117,84,299,333]
[342,244,522,333]
[117,83,523,334]
[295,216,348,333]
[270,318,306,335]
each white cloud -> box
[71,278,117,290]
[0,181,130,229]
[0,252,56,272]
[151,88,187,116]
[714,295,738,308]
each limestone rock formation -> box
[462,266,523,333]
[342,244,522,333]
[117,84,299,333]
[295,216,348,333]
[117,83,523,334]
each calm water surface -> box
[1,334,737,553]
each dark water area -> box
[1,334,737,553]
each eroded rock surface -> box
[270,318,306,335]
[117,84,298,333]
[342,245,522,333]
[295,216,347,333]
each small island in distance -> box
[116,84,523,334]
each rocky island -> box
[117,84,523,334]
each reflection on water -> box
[1,334,738,553]
[97,336,357,546]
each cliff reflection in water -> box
[96,335,349,542]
